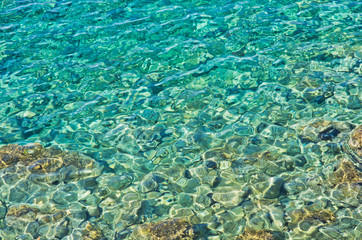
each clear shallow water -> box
[0,0,361,239]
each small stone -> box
[248,214,266,230]
[0,202,6,219]
[16,111,36,119]
[284,180,307,195]
[51,191,68,205]
[9,187,29,203]
[317,227,343,239]
[80,177,98,189]
[206,161,217,169]
[183,179,200,193]
[26,221,40,238]
[264,177,284,199]
[318,126,340,141]
[347,95,362,109]
[80,221,104,240]
[38,225,49,236]
[52,211,66,222]
[202,148,234,162]
[107,173,133,190]
[194,195,211,209]
[252,177,284,199]
[55,218,70,238]
[16,234,33,240]
[139,174,159,193]
[298,120,353,143]
[116,135,141,155]
[178,193,193,208]
[212,185,248,208]
[80,194,101,206]
[87,206,102,218]
[268,206,285,230]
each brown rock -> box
[348,125,362,158]
[133,219,194,240]
[0,143,98,173]
[81,222,104,240]
[287,208,336,230]
[329,160,362,185]
[236,228,274,240]
[7,205,39,219]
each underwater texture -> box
[0,0,361,239]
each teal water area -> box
[0,0,361,239]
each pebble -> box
[212,186,249,208]
[139,174,159,193]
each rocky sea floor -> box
[0,0,362,239]
[0,123,361,239]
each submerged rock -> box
[6,204,39,220]
[0,143,104,239]
[251,176,284,199]
[0,143,102,176]
[0,143,46,169]
[298,120,353,143]
[329,159,362,185]
[202,147,234,165]
[236,228,274,240]
[212,185,249,208]
[5,204,69,238]
[79,221,105,240]
[287,208,336,235]
[132,219,195,240]
[348,125,362,158]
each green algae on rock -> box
[131,219,195,240]
[329,159,362,185]
[327,158,362,207]
[286,208,336,236]
[79,221,106,240]
[0,143,101,175]
[0,143,46,169]
[235,228,274,240]
[0,143,105,239]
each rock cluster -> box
[0,143,105,239]
[0,121,361,239]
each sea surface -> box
[0,0,361,239]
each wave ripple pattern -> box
[0,0,361,239]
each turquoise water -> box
[0,0,361,239]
